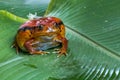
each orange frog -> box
[13,17,68,56]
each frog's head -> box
[36,17,64,33]
[18,17,64,36]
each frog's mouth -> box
[32,35,61,51]
[40,35,56,41]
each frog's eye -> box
[54,23,60,28]
[37,25,43,30]
[54,21,63,28]
[19,27,32,31]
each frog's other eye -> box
[54,21,63,28]
[19,27,32,31]
[54,23,59,28]
[59,21,63,25]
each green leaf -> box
[0,0,120,80]
[0,0,50,17]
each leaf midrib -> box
[0,10,28,23]
[66,25,120,61]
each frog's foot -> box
[30,50,50,55]
[53,48,67,57]
[11,42,19,54]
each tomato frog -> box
[12,17,68,56]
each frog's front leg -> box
[54,36,68,56]
[24,39,47,54]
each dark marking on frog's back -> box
[18,25,44,32]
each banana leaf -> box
[0,0,120,80]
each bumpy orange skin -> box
[13,17,68,55]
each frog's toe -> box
[52,48,60,54]
[54,48,60,51]
[53,48,67,56]
[56,49,67,57]
[11,43,20,54]
[44,51,50,54]
[57,52,67,57]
